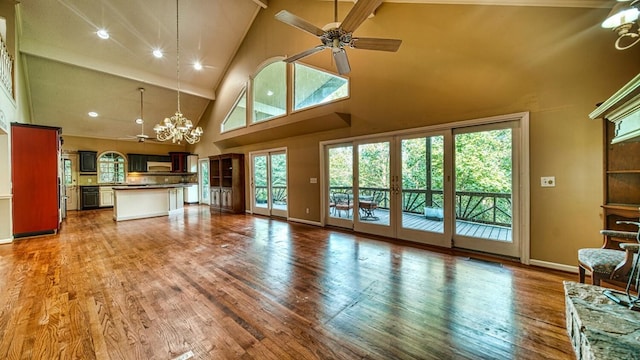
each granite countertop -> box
[564,281,640,359]
[112,183,195,190]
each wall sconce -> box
[602,0,640,50]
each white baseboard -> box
[529,259,578,274]
[287,217,322,227]
[0,236,13,244]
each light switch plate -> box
[541,176,555,187]
[310,178,317,184]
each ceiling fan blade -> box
[333,49,351,75]
[285,45,326,63]
[351,37,402,52]
[275,10,325,37]
[340,0,383,34]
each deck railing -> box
[329,186,511,227]
[254,185,288,205]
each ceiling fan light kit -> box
[275,0,402,75]
[602,0,640,50]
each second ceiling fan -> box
[275,0,402,75]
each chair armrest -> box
[620,243,640,252]
[612,243,640,279]
[600,229,639,249]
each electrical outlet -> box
[306,208,310,214]
[541,176,555,187]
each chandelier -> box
[154,0,203,144]
[602,0,640,50]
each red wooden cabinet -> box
[11,123,61,238]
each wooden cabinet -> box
[81,186,100,209]
[127,154,148,172]
[99,187,114,207]
[590,75,640,231]
[170,152,190,173]
[11,123,61,237]
[79,151,97,173]
[601,120,640,230]
[209,153,245,214]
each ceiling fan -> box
[122,88,157,143]
[275,0,402,75]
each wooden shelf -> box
[607,170,640,174]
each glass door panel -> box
[326,144,353,228]
[270,152,287,217]
[252,154,270,216]
[354,140,394,237]
[199,159,210,205]
[453,122,519,257]
[251,151,288,217]
[397,133,452,247]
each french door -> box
[452,122,520,257]
[323,115,526,258]
[62,154,78,211]
[251,149,288,217]
[198,158,210,205]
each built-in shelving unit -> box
[590,74,640,230]
[209,153,244,214]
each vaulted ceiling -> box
[15,0,609,141]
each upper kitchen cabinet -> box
[79,150,97,173]
[127,154,147,172]
[170,152,190,173]
[11,123,61,238]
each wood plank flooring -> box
[0,206,575,359]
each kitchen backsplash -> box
[78,173,197,186]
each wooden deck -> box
[332,209,513,241]
[0,206,574,359]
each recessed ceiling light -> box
[266,90,274,96]
[88,111,99,117]
[193,62,203,71]
[136,118,144,124]
[96,29,109,40]
[152,49,163,58]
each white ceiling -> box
[17,0,264,141]
[15,0,610,141]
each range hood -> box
[147,161,172,172]
[590,73,640,144]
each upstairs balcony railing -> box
[329,186,512,227]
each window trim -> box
[290,62,350,115]
[220,85,248,134]
[97,151,127,184]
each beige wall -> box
[62,135,187,156]
[193,1,640,267]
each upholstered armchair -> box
[578,229,639,286]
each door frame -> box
[394,130,454,248]
[249,147,288,218]
[451,121,521,257]
[320,112,530,264]
[61,153,78,211]
[198,158,210,205]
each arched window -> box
[98,151,126,183]
[252,61,287,123]
[220,60,350,133]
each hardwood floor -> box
[0,206,575,359]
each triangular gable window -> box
[221,89,247,133]
[293,63,349,111]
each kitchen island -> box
[112,184,192,221]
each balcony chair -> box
[333,193,353,218]
[578,229,639,286]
